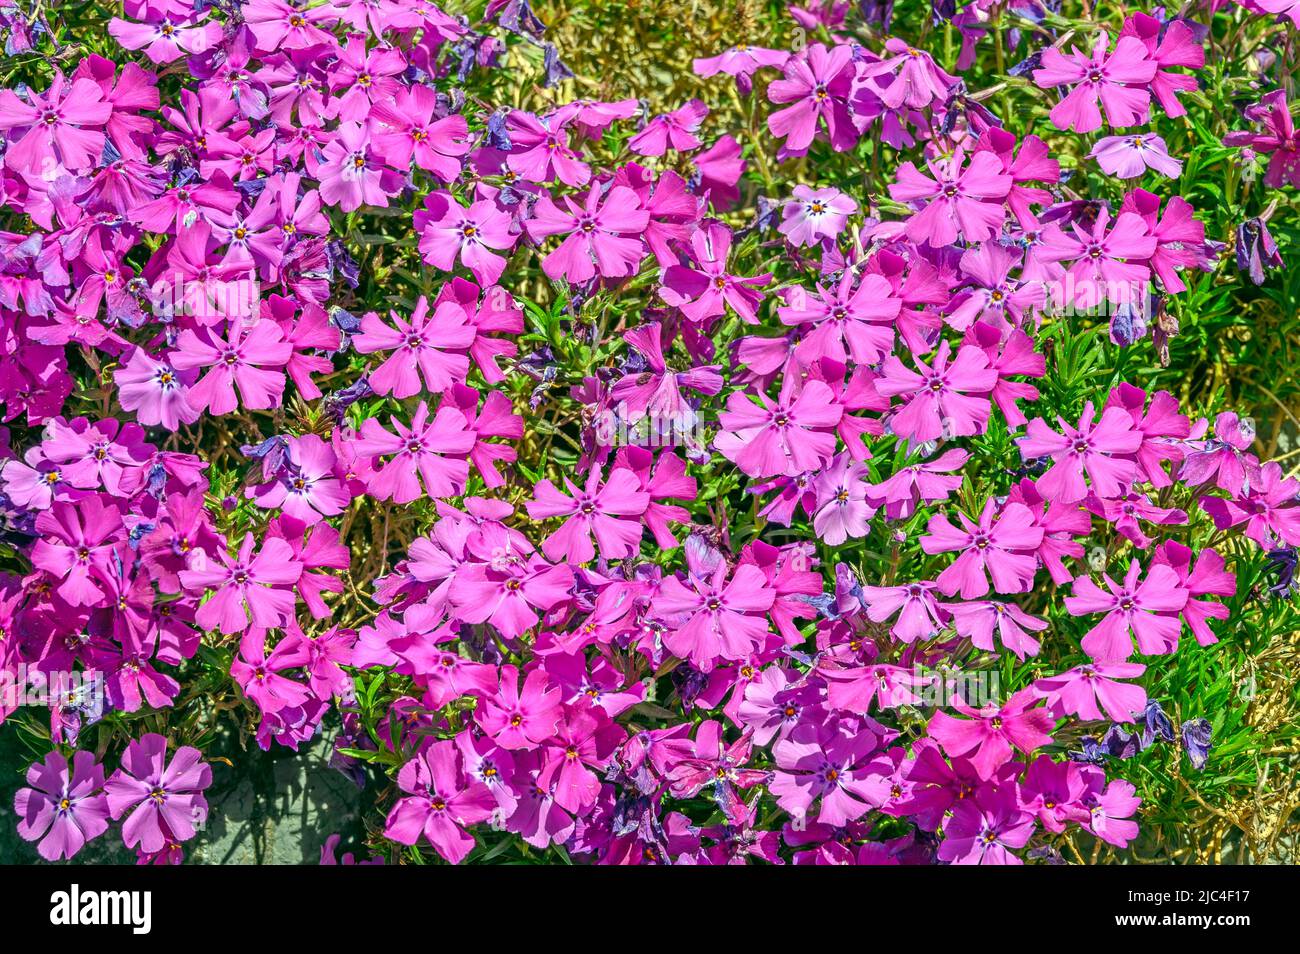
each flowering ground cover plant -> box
[1,0,1300,867]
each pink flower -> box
[780,271,900,366]
[922,500,1044,598]
[354,296,474,399]
[1040,208,1156,309]
[766,42,860,155]
[1091,133,1182,178]
[693,45,788,93]
[927,689,1055,779]
[108,4,223,65]
[856,580,944,643]
[355,401,475,503]
[1224,90,1300,189]
[1085,779,1141,848]
[249,434,350,525]
[371,85,469,179]
[1120,12,1204,118]
[384,738,496,864]
[477,666,562,749]
[889,148,1011,247]
[525,184,648,284]
[652,563,776,671]
[416,192,516,286]
[0,70,112,178]
[172,319,292,416]
[1151,540,1235,647]
[1016,402,1143,504]
[317,122,402,213]
[660,221,772,324]
[1179,411,1256,495]
[525,466,650,564]
[105,733,211,854]
[949,600,1049,660]
[14,750,110,862]
[1032,33,1157,133]
[769,714,881,826]
[1065,558,1189,660]
[937,785,1035,865]
[812,453,874,546]
[1033,662,1147,723]
[505,110,590,186]
[1200,461,1300,549]
[629,99,709,156]
[31,497,123,607]
[451,556,575,640]
[179,532,304,634]
[230,628,312,714]
[877,341,997,444]
[714,378,843,479]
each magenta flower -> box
[384,738,496,864]
[766,42,859,154]
[108,3,223,64]
[1179,411,1256,495]
[416,193,516,287]
[505,110,590,186]
[1085,779,1141,848]
[937,785,1036,865]
[857,580,944,643]
[1120,12,1204,119]
[525,466,650,564]
[230,628,312,714]
[354,296,474,398]
[1016,402,1143,504]
[477,666,562,750]
[14,750,110,862]
[609,322,723,423]
[927,689,1055,779]
[693,44,788,94]
[652,563,776,671]
[0,70,111,177]
[105,733,212,854]
[629,99,708,156]
[949,600,1049,660]
[715,379,842,479]
[1040,208,1156,310]
[372,85,469,179]
[355,402,474,503]
[525,184,648,284]
[1032,33,1157,133]
[31,497,123,607]
[922,500,1044,598]
[1224,89,1300,189]
[877,341,997,444]
[1152,541,1235,647]
[249,434,350,525]
[781,271,900,366]
[1200,461,1300,549]
[451,556,575,640]
[1033,662,1147,723]
[179,532,303,634]
[1065,558,1189,660]
[812,453,874,546]
[172,319,292,416]
[317,122,402,213]
[889,148,1011,247]
[660,221,772,324]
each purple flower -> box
[105,733,212,854]
[14,750,111,861]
